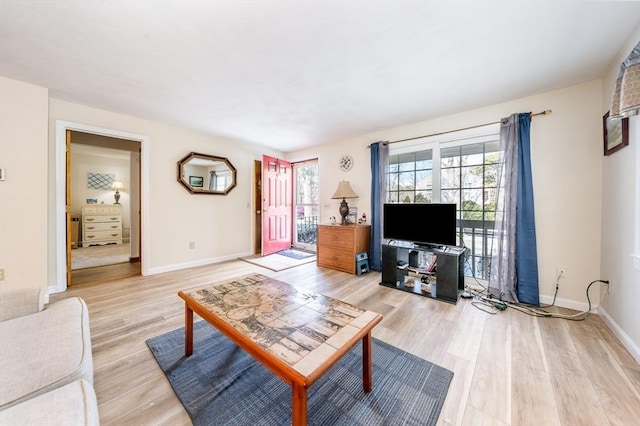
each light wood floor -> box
[71,261,141,286]
[50,260,640,425]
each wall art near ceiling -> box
[603,111,629,156]
[87,172,115,190]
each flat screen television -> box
[383,203,457,247]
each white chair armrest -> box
[0,288,45,321]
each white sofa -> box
[0,288,99,425]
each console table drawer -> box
[84,230,122,241]
[318,226,355,250]
[84,222,121,232]
[83,215,121,223]
[317,247,354,273]
[82,206,121,215]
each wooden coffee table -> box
[178,274,382,425]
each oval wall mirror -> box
[177,152,237,195]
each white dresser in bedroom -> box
[81,205,122,247]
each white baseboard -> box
[539,294,640,364]
[146,251,253,275]
[539,294,598,313]
[598,307,640,364]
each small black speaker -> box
[409,250,419,268]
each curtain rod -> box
[371,110,552,147]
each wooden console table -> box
[317,224,370,274]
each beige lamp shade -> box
[331,181,358,199]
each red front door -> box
[262,155,292,255]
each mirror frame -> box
[177,152,237,195]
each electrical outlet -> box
[0,268,5,281]
[556,265,567,278]
[189,241,195,249]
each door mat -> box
[276,248,316,259]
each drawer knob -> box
[86,218,94,221]
[87,226,95,230]
[87,236,94,239]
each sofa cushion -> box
[0,379,99,425]
[0,297,93,409]
[0,287,44,321]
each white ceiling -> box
[1,1,639,152]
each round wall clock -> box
[339,155,354,172]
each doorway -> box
[293,160,319,251]
[252,157,319,256]
[53,120,150,295]
[68,134,141,285]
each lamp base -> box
[114,191,121,205]
[339,198,349,225]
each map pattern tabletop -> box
[179,274,382,377]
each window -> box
[293,160,319,249]
[387,150,433,203]
[213,171,232,192]
[385,125,500,280]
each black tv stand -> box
[381,240,465,304]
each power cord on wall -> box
[456,233,610,321]
[466,276,609,321]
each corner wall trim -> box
[599,306,640,364]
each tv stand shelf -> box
[381,240,465,304]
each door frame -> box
[53,120,150,294]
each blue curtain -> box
[515,113,539,305]
[489,113,539,305]
[369,142,388,271]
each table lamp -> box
[331,181,358,225]
[111,181,123,205]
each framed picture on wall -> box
[603,111,629,156]
[189,176,204,187]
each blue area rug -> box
[147,321,453,426]
[276,248,316,259]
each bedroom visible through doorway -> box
[68,132,141,285]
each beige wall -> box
[2,63,636,359]
[47,98,283,280]
[288,79,605,313]
[600,29,640,362]
[0,76,48,293]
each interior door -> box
[65,130,73,285]
[262,155,292,255]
